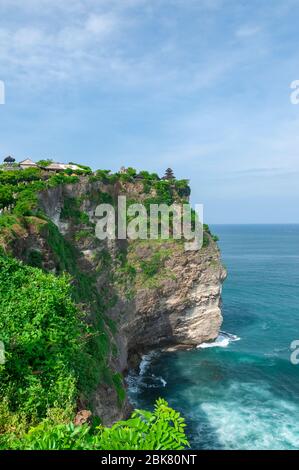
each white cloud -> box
[0,5,124,86]
[13,28,44,48]
[236,25,261,38]
[85,13,118,36]
[0,0,231,86]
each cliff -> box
[1,175,226,425]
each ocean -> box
[127,225,299,450]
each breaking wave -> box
[126,351,167,403]
[197,331,241,349]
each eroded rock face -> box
[120,240,226,363]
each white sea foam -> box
[139,351,158,375]
[198,382,299,450]
[127,350,167,401]
[197,331,240,349]
[143,375,167,388]
[139,352,167,387]
[159,377,167,387]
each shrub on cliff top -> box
[0,167,42,186]
[36,159,53,167]
[0,255,87,427]
[0,185,14,209]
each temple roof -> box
[19,158,37,166]
[4,155,15,163]
[44,163,81,171]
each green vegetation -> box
[27,249,43,268]
[60,196,91,226]
[0,164,208,270]
[113,248,137,299]
[44,219,118,397]
[0,214,18,230]
[0,168,79,217]
[45,220,78,273]
[0,254,189,449]
[75,229,93,241]
[175,179,191,198]
[140,252,164,278]
[61,196,82,221]
[0,399,188,450]
[47,174,79,187]
[139,170,160,181]
[90,169,118,184]
[112,373,126,405]
[152,180,174,206]
[89,168,190,207]
[117,167,138,183]
[0,252,126,446]
[117,240,178,291]
[125,167,137,178]
[68,162,92,175]
[202,224,219,246]
[36,159,53,167]
[93,248,112,272]
[0,167,42,185]
[0,185,14,209]
[0,255,87,428]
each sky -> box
[0,0,299,223]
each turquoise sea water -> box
[127,225,299,450]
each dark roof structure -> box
[4,156,15,163]
[163,168,175,180]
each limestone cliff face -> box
[123,240,226,361]
[6,177,226,424]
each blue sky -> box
[0,0,299,223]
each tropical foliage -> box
[1,399,189,450]
[0,255,87,427]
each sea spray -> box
[197,331,240,349]
[126,350,167,405]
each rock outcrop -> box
[123,240,226,360]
